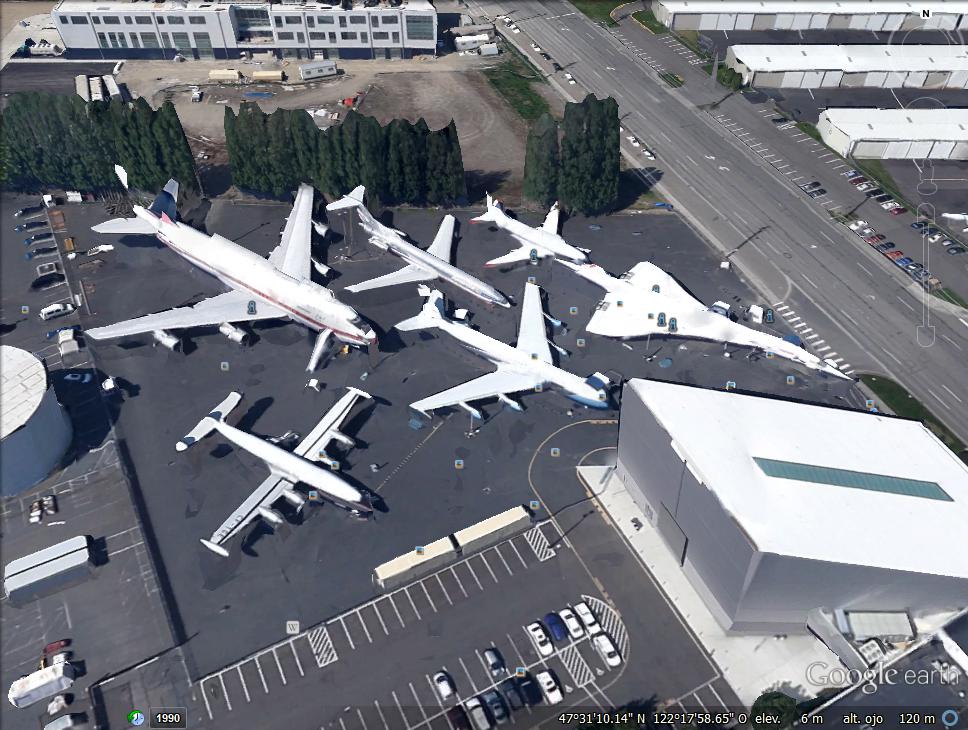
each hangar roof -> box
[656,1,968,15]
[730,44,968,73]
[1,346,48,440]
[627,379,968,578]
[819,108,968,142]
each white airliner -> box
[326,186,510,308]
[559,260,851,380]
[86,167,375,370]
[395,283,610,419]
[176,387,373,557]
[942,212,968,232]
[470,194,590,267]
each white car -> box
[87,244,114,255]
[848,220,868,231]
[928,233,943,243]
[535,670,563,705]
[592,634,622,668]
[626,136,640,147]
[432,671,455,702]
[38,302,75,321]
[858,227,876,237]
[643,148,656,160]
[559,608,584,639]
[564,72,575,84]
[573,601,602,635]
[526,622,554,657]
[881,200,901,210]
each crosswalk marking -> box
[558,644,595,687]
[524,526,556,562]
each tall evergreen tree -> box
[315,125,342,196]
[356,112,387,201]
[558,96,591,213]
[593,96,620,214]
[424,127,450,204]
[288,109,320,185]
[441,120,467,203]
[384,119,408,204]
[522,113,560,207]
[265,108,297,197]
[154,100,197,192]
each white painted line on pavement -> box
[802,274,818,289]
[881,347,903,365]
[960,318,968,330]
[816,345,831,352]
[941,334,962,351]
[895,295,915,313]
[857,263,873,277]
[942,384,963,404]
[839,309,859,326]
[927,388,952,410]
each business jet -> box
[470,194,589,267]
[176,387,373,557]
[326,186,510,308]
[86,167,375,370]
[942,212,968,232]
[395,283,610,419]
[559,260,850,380]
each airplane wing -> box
[344,264,436,294]
[622,262,705,308]
[86,290,287,340]
[425,215,456,260]
[484,246,542,268]
[294,387,371,460]
[541,202,560,235]
[92,217,157,235]
[410,368,543,416]
[202,470,295,556]
[515,283,553,364]
[268,184,315,279]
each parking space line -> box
[410,683,430,723]
[357,610,375,643]
[255,656,269,693]
[491,545,514,576]
[693,692,708,712]
[289,641,305,677]
[458,656,480,693]
[449,566,469,598]
[505,631,529,669]
[464,560,484,591]
[420,581,438,613]
[374,700,390,730]
[357,708,369,730]
[942,384,963,404]
[340,616,356,650]
[391,690,410,728]
[404,587,423,621]
[202,682,214,720]
[506,538,529,569]
[434,574,454,605]
[478,552,500,583]
[236,666,251,703]
[388,595,406,628]
[273,648,287,685]
[372,602,390,636]
[339,717,348,730]
[707,682,728,710]
[219,673,233,711]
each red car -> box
[849,176,868,185]
[886,250,905,261]
[44,639,71,655]
[889,207,908,216]
[863,234,886,243]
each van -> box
[38,303,75,321]
[44,713,85,730]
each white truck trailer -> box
[7,663,76,709]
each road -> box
[468,0,968,444]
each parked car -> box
[882,200,901,210]
[543,612,568,642]
[482,648,506,680]
[841,168,861,177]
[948,246,966,255]
[771,116,791,125]
[25,246,58,260]
[941,239,958,247]
[44,639,71,655]
[799,181,821,191]
[564,72,575,83]
[856,182,876,192]
[535,671,563,705]
[29,499,44,524]
[875,242,895,252]
[863,234,886,243]
[848,176,868,185]
[559,607,585,640]
[574,601,602,635]
[864,188,885,198]
[848,220,869,231]
[927,233,943,243]
[481,690,509,725]
[540,52,551,61]
[46,325,80,340]
[526,622,553,657]
[31,272,66,291]
[592,634,622,668]
[14,204,44,217]
[498,679,525,711]
[447,706,472,730]
[43,494,58,515]
[895,256,914,267]
[873,194,893,203]
[905,263,924,275]
[463,697,491,730]
[432,671,455,702]
[806,188,827,198]
[516,674,541,706]
[885,250,905,261]
[552,62,563,72]
[889,207,908,216]
[911,220,930,230]
[858,227,876,237]
[14,220,47,232]
[38,302,75,321]
[924,226,941,237]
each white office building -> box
[615,379,968,634]
[726,44,968,89]
[52,0,437,61]
[652,1,968,31]
[818,107,968,159]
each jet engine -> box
[218,322,250,345]
[151,329,181,351]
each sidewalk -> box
[577,464,841,706]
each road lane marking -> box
[857,262,873,276]
[941,334,962,351]
[881,347,903,365]
[895,295,915,312]
[802,274,818,289]
[927,388,952,410]
[942,384,963,403]
[839,309,859,326]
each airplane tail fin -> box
[394,286,447,332]
[148,178,179,221]
[176,392,242,452]
[326,185,366,212]
[470,192,501,224]
[93,168,177,234]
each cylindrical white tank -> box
[0,346,73,495]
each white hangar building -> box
[651,1,968,31]
[1,346,73,495]
[725,44,968,89]
[818,108,968,159]
[615,379,968,634]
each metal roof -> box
[627,379,968,578]
[753,457,953,501]
[656,1,968,15]
[730,44,968,73]
[820,107,968,141]
[0,346,48,441]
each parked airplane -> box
[326,186,510,308]
[87,167,375,370]
[470,194,589,267]
[942,212,968,232]
[395,283,610,419]
[176,387,374,557]
[559,260,850,380]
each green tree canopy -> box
[522,112,560,207]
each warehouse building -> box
[1,346,73,496]
[52,0,437,61]
[615,379,968,634]
[726,44,968,89]
[818,107,968,159]
[652,1,968,31]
